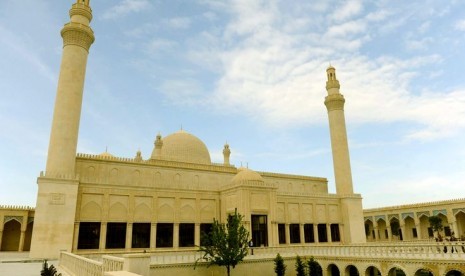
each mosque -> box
[1,2,465,272]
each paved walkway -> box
[0,252,62,276]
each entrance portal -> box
[251,215,268,247]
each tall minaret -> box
[46,0,95,176]
[324,66,365,244]
[30,0,94,258]
[324,66,353,195]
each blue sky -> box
[0,0,464,208]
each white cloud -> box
[165,17,192,30]
[405,37,433,51]
[144,39,178,57]
[102,0,150,20]
[325,20,366,38]
[330,0,363,22]
[455,20,465,31]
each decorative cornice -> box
[61,22,95,51]
[76,153,237,174]
[0,205,34,211]
[69,3,93,21]
[325,94,345,111]
[364,198,465,212]
[326,80,340,90]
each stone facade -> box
[24,0,364,259]
[364,198,465,242]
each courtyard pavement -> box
[0,252,63,276]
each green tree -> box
[429,215,444,241]
[295,255,306,276]
[274,253,286,276]
[41,260,62,276]
[196,209,249,276]
[307,257,322,276]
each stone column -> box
[415,221,422,240]
[195,223,200,246]
[150,223,156,250]
[386,222,392,241]
[314,224,319,243]
[339,224,344,243]
[300,224,305,244]
[173,223,179,249]
[19,231,26,252]
[327,224,332,242]
[0,230,3,250]
[285,224,290,245]
[400,223,406,241]
[99,222,107,250]
[73,223,79,251]
[373,227,379,241]
[126,223,133,250]
[450,219,459,239]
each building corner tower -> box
[30,0,94,258]
[324,66,366,244]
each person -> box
[248,240,254,255]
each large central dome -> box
[153,130,211,165]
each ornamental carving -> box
[69,3,93,21]
[324,94,345,111]
[4,216,23,225]
[61,22,95,51]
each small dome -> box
[231,167,264,185]
[98,151,114,158]
[153,130,211,164]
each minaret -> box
[324,66,366,244]
[152,133,163,159]
[30,0,94,258]
[46,0,95,176]
[223,143,231,166]
[324,66,353,195]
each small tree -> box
[295,255,306,276]
[41,260,62,276]
[429,215,444,241]
[274,253,286,276]
[196,209,249,276]
[307,257,322,276]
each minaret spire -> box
[30,0,95,259]
[324,66,365,244]
[324,66,353,195]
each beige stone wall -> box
[71,156,346,252]
[0,206,34,251]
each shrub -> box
[274,253,286,276]
[40,260,62,276]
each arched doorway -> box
[345,265,359,276]
[365,219,374,241]
[328,264,340,276]
[377,219,388,240]
[419,215,430,239]
[414,269,433,276]
[404,216,416,240]
[445,270,463,276]
[437,213,450,239]
[1,219,21,251]
[455,211,465,240]
[365,266,381,276]
[388,267,406,276]
[390,218,401,241]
